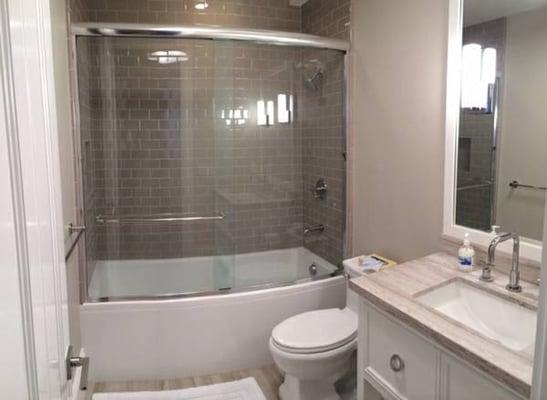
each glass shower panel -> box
[77,36,236,299]
[211,40,236,291]
[220,42,304,289]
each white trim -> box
[531,200,547,399]
[5,0,71,397]
[0,1,39,398]
[442,0,542,262]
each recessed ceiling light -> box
[194,1,208,10]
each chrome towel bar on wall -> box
[509,180,547,191]
[95,212,225,224]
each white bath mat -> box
[92,377,266,400]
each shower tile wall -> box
[456,18,506,231]
[70,0,90,22]
[75,0,347,267]
[300,0,349,265]
[302,0,351,40]
[79,37,304,259]
[84,0,301,31]
[217,44,304,255]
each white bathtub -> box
[88,247,338,300]
[81,247,346,382]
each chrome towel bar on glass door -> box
[65,223,86,262]
[96,212,225,224]
[509,180,547,191]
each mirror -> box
[455,0,547,243]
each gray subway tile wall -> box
[301,0,349,264]
[85,0,302,31]
[302,0,350,40]
[300,49,345,265]
[71,0,349,280]
[78,38,309,260]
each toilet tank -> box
[342,256,366,313]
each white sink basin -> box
[416,279,537,353]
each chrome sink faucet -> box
[480,233,522,293]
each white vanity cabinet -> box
[357,299,526,400]
[440,353,520,400]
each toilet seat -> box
[271,308,357,354]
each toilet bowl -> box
[269,307,358,400]
[269,256,365,400]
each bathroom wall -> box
[496,7,547,242]
[80,37,305,259]
[302,0,351,40]
[300,0,350,264]
[84,0,301,31]
[73,0,347,269]
[350,0,447,262]
[70,0,89,22]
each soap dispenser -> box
[458,233,475,271]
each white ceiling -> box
[464,0,547,26]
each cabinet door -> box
[363,378,388,400]
[361,305,439,400]
[441,354,522,400]
[363,369,408,400]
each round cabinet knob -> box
[390,354,404,372]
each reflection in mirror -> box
[456,0,547,242]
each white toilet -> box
[269,257,364,400]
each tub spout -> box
[304,224,325,235]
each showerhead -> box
[303,70,323,91]
[296,59,325,91]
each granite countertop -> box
[349,252,540,398]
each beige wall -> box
[50,0,81,350]
[496,7,547,242]
[349,0,448,262]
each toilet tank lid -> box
[272,308,357,352]
[343,256,365,278]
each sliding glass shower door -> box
[77,36,236,299]
[76,34,346,301]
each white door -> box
[1,0,74,399]
[0,9,35,399]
